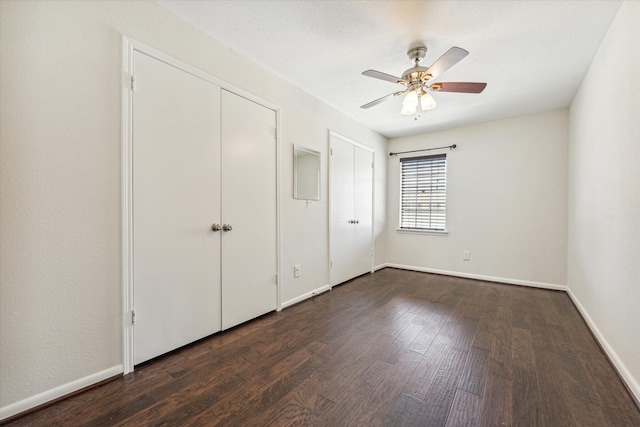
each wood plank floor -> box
[4,268,639,426]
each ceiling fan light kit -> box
[400,89,436,115]
[401,90,418,115]
[361,45,486,118]
[420,92,436,110]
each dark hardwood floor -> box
[5,268,639,426]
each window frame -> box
[397,153,448,234]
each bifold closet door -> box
[330,135,373,286]
[221,90,277,330]
[330,136,356,285]
[353,145,374,276]
[132,51,222,364]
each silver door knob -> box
[211,223,222,232]
[355,220,359,224]
[222,224,233,232]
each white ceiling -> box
[157,0,622,138]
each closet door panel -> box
[330,136,356,286]
[132,51,222,364]
[221,90,277,329]
[353,146,374,275]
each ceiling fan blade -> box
[425,47,469,81]
[360,90,406,109]
[362,70,407,85]
[430,82,487,93]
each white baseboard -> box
[373,263,387,272]
[382,263,568,291]
[281,284,331,309]
[0,364,123,421]
[567,290,639,402]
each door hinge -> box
[330,148,333,156]
[130,75,136,91]
[131,310,136,325]
[330,260,333,268]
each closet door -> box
[221,90,277,329]
[132,51,222,364]
[330,134,373,286]
[330,135,356,285]
[353,145,374,276]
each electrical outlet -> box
[294,264,301,278]
[463,251,470,261]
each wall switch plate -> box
[294,264,301,278]
[463,251,470,261]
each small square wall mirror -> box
[293,145,321,201]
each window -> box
[399,154,447,231]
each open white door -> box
[132,51,222,364]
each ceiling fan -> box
[361,46,486,116]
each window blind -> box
[399,154,447,231]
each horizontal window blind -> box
[399,154,447,231]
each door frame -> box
[121,36,282,374]
[328,130,375,288]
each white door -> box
[353,145,374,275]
[132,51,222,364]
[330,135,374,286]
[221,90,278,329]
[330,135,356,285]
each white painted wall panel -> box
[385,110,569,287]
[567,0,640,399]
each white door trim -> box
[329,131,374,154]
[121,36,281,374]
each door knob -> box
[222,224,233,232]
[211,223,222,232]
[355,220,359,224]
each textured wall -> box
[567,0,640,399]
[386,109,569,287]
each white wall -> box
[567,0,639,399]
[386,109,568,288]
[0,0,386,417]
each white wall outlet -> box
[294,264,301,278]
[463,251,470,261]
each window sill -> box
[396,228,448,236]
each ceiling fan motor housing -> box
[407,46,427,63]
[402,46,432,84]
